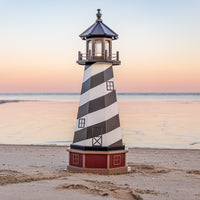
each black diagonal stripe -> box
[73,114,120,143]
[77,90,117,119]
[109,139,123,146]
[81,66,113,94]
[84,64,92,71]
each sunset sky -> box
[0,0,200,93]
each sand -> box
[0,145,200,200]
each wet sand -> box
[0,145,200,200]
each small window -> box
[73,153,79,165]
[113,155,121,166]
[106,81,114,91]
[92,135,102,146]
[92,127,102,146]
[78,118,85,128]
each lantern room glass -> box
[105,40,110,58]
[88,40,92,58]
[95,40,102,56]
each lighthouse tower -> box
[68,9,128,174]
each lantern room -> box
[77,9,120,65]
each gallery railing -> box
[78,50,120,63]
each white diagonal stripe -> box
[75,102,119,132]
[83,63,111,83]
[79,78,114,107]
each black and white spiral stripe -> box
[72,63,123,149]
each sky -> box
[0,0,200,93]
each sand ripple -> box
[0,169,67,186]
[57,179,143,200]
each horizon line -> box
[0,92,200,95]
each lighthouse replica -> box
[68,9,128,174]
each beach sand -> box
[0,145,200,200]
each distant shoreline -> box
[0,100,21,104]
[0,100,40,104]
[0,92,200,95]
[1,93,200,102]
[0,144,199,151]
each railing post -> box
[78,51,81,60]
[105,50,107,60]
[116,51,119,61]
[89,50,91,60]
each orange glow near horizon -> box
[1,58,200,93]
[1,51,200,92]
[1,41,200,93]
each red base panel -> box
[69,152,83,168]
[68,149,128,173]
[110,153,125,168]
[85,154,107,168]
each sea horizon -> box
[1,92,200,94]
[1,92,200,102]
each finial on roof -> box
[96,9,102,22]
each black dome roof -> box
[79,9,118,40]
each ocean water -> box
[0,93,200,149]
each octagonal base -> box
[67,149,128,175]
